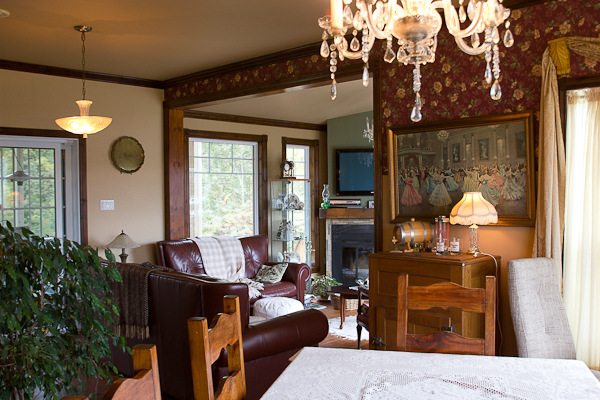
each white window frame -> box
[189,137,259,236]
[0,136,80,242]
[286,144,310,179]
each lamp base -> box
[119,250,128,263]
[466,250,481,257]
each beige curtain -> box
[532,49,565,282]
[563,87,600,371]
[533,36,600,285]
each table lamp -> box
[107,230,140,263]
[449,192,498,256]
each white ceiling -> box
[0,0,527,124]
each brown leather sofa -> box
[110,236,328,400]
[156,234,309,303]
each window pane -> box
[42,208,56,237]
[233,144,252,159]
[3,180,15,208]
[29,149,40,177]
[210,143,231,158]
[40,149,54,177]
[30,208,41,236]
[41,180,55,207]
[29,180,40,207]
[212,158,232,173]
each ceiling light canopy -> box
[318,0,513,122]
[55,26,112,138]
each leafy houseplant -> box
[311,275,341,299]
[0,223,125,400]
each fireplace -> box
[331,224,373,284]
[321,208,374,284]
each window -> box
[189,138,258,237]
[0,136,80,242]
[286,144,309,179]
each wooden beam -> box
[0,59,163,89]
[164,108,186,239]
[184,110,326,132]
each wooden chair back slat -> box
[188,295,246,400]
[398,274,496,356]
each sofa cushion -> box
[253,264,288,284]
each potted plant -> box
[311,275,341,300]
[0,223,126,400]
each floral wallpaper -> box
[165,0,600,154]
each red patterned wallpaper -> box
[166,1,600,142]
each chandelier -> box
[56,26,112,138]
[363,116,374,144]
[318,0,513,122]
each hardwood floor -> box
[315,300,370,350]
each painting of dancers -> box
[388,111,535,226]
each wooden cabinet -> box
[368,251,500,352]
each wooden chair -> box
[188,295,246,400]
[356,285,369,349]
[62,344,161,400]
[397,274,496,356]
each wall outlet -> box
[100,200,114,211]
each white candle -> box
[331,0,343,32]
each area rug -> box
[328,316,367,341]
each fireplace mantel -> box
[319,208,374,219]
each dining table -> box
[261,347,600,399]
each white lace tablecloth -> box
[261,347,600,399]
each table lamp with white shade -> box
[107,230,140,263]
[449,192,498,256]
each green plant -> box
[311,275,341,298]
[0,223,126,400]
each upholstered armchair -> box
[507,257,600,381]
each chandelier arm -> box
[454,36,487,56]
[433,0,485,39]
[360,0,398,40]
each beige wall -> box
[184,118,328,267]
[0,69,164,263]
[381,176,534,356]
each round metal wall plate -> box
[111,136,145,174]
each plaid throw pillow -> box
[253,264,288,284]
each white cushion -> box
[253,297,304,320]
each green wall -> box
[326,111,374,207]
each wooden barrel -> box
[394,219,434,246]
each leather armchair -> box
[110,268,329,400]
[156,234,310,303]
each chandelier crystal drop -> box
[318,0,513,121]
[55,26,112,138]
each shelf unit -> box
[270,179,311,268]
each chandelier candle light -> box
[318,0,513,122]
[55,26,112,138]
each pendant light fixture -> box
[55,26,112,138]
[6,149,30,186]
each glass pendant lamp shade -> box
[55,100,112,138]
[56,26,112,138]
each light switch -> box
[100,200,114,211]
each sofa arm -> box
[238,309,328,362]
[265,261,311,302]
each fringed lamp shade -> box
[450,192,497,255]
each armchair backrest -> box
[507,257,576,359]
[157,235,269,278]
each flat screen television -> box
[335,149,374,196]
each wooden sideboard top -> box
[318,208,374,219]
[370,251,501,265]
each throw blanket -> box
[190,236,264,299]
[108,262,169,339]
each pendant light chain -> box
[81,31,86,100]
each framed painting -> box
[388,111,535,226]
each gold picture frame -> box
[388,111,535,226]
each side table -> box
[327,285,359,329]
